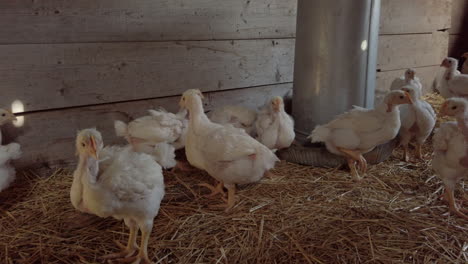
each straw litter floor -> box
[0,93,467,264]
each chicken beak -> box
[404,91,413,104]
[89,136,98,159]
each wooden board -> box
[0,39,294,112]
[2,83,292,168]
[0,0,297,44]
[377,32,448,71]
[449,0,468,34]
[375,66,441,104]
[379,0,451,34]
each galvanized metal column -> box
[292,0,380,141]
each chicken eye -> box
[81,143,86,147]
[452,106,457,110]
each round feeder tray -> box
[277,137,399,167]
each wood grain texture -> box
[380,0,451,34]
[377,32,448,71]
[0,39,294,112]
[449,0,468,34]
[2,83,292,168]
[0,0,297,44]
[375,66,441,104]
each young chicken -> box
[0,143,21,192]
[439,57,468,98]
[0,108,17,145]
[432,121,468,220]
[0,109,20,192]
[208,105,258,136]
[309,90,413,180]
[115,108,188,170]
[70,128,165,263]
[255,96,295,150]
[180,89,279,211]
[439,98,468,168]
[390,68,422,93]
[398,85,436,161]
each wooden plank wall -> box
[375,0,451,103]
[0,0,452,168]
[448,0,468,58]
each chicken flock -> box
[1,55,468,262]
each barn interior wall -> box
[0,0,453,168]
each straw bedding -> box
[0,93,467,263]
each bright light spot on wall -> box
[11,100,25,127]
[361,40,368,51]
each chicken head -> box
[76,128,103,159]
[179,89,204,109]
[439,98,468,118]
[400,84,421,101]
[385,90,413,112]
[0,108,17,125]
[404,68,416,81]
[440,57,458,69]
[270,96,284,112]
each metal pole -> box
[292,0,381,141]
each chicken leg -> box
[198,181,226,198]
[101,220,139,260]
[415,143,423,160]
[444,187,468,220]
[208,184,236,212]
[338,148,367,180]
[402,145,410,162]
[120,222,154,264]
[346,159,361,181]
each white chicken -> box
[438,98,468,168]
[115,108,188,170]
[439,57,468,98]
[390,68,422,93]
[432,121,468,220]
[309,90,413,180]
[255,96,295,150]
[0,109,20,192]
[462,52,468,74]
[0,109,17,145]
[70,128,165,263]
[180,89,279,211]
[208,105,257,136]
[0,143,21,192]
[397,85,436,161]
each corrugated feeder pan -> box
[277,137,399,167]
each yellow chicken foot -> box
[415,144,423,160]
[346,159,361,181]
[198,182,226,198]
[208,185,236,212]
[124,224,154,264]
[402,145,410,162]
[101,225,138,260]
[445,187,468,220]
[338,148,366,180]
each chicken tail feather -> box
[309,125,330,143]
[114,120,128,138]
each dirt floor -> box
[0,94,467,263]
